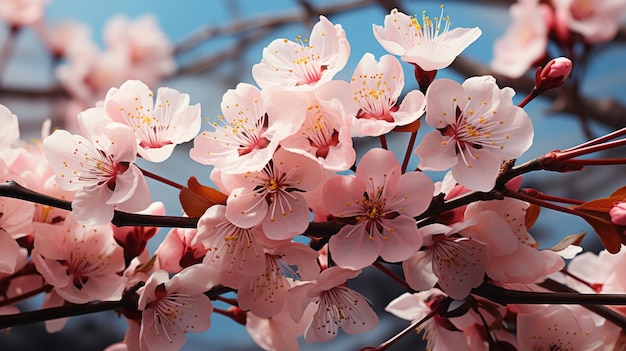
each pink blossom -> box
[373,7,481,71]
[610,201,626,230]
[221,147,323,240]
[0,0,49,27]
[236,241,319,318]
[566,247,626,299]
[196,205,266,284]
[137,265,219,351]
[104,15,176,86]
[465,198,565,284]
[386,290,471,351]
[491,0,551,78]
[415,76,534,191]
[31,215,127,304]
[156,227,207,274]
[104,80,202,162]
[190,83,307,174]
[246,281,316,351]
[287,266,378,343]
[252,16,349,90]
[552,0,626,43]
[535,57,573,90]
[280,94,356,172]
[35,20,91,58]
[317,54,425,137]
[324,148,433,269]
[403,222,489,299]
[43,109,151,225]
[517,304,619,351]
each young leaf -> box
[179,176,228,217]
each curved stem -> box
[139,167,184,190]
[372,261,413,292]
[0,285,52,308]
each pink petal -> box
[378,216,422,263]
[329,224,383,270]
[402,251,438,292]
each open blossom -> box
[415,75,533,191]
[373,7,481,71]
[156,227,207,274]
[491,0,551,78]
[252,16,349,90]
[190,83,307,174]
[0,0,49,27]
[221,147,323,240]
[288,266,378,343]
[386,290,470,351]
[31,215,127,304]
[104,80,202,162]
[517,304,619,351]
[43,108,151,225]
[237,241,320,318]
[552,0,626,43]
[104,15,176,87]
[280,96,355,172]
[324,148,434,269]
[318,53,426,137]
[195,204,266,285]
[137,265,219,351]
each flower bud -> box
[610,201,626,227]
[535,57,572,90]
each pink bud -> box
[535,57,573,90]
[610,201,626,227]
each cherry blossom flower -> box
[0,104,20,165]
[373,7,481,71]
[104,80,202,162]
[236,241,319,318]
[324,148,433,269]
[386,289,470,351]
[157,227,207,274]
[104,15,176,87]
[415,75,533,191]
[31,215,127,304]
[464,198,565,284]
[195,204,266,285]
[403,222,489,300]
[491,0,551,78]
[252,16,349,90]
[42,109,151,225]
[280,95,355,172]
[0,0,49,27]
[35,20,92,59]
[552,0,626,43]
[137,265,219,351]
[517,304,619,351]
[246,280,317,351]
[221,147,323,240]
[190,83,307,174]
[317,53,425,137]
[288,266,378,343]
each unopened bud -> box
[535,57,572,90]
[610,201,626,227]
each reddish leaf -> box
[610,185,626,199]
[525,203,540,230]
[573,198,624,254]
[179,176,228,217]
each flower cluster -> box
[2,3,626,351]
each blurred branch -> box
[174,0,377,56]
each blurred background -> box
[0,0,625,350]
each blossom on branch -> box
[324,148,434,269]
[252,16,350,90]
[373,7,481,71]
[103,80,202,163]
[43,109,151,225]
[415,75,533,191]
